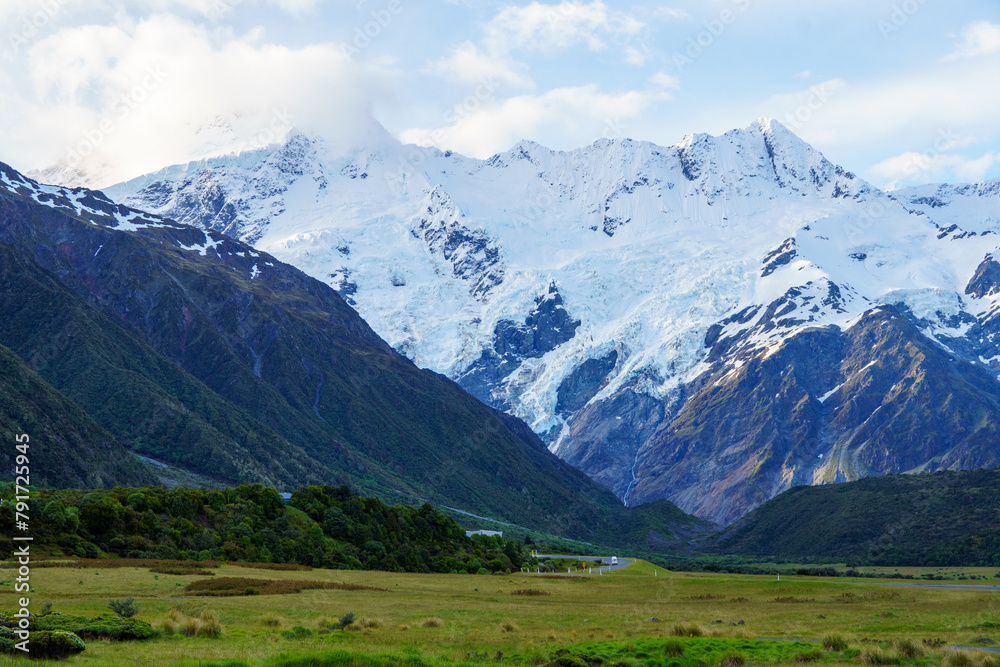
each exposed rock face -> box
[966,256,1000,299]
[629,307,1000,525]
[458,283,580,408]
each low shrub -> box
[512,589,550,596]
[500,620,519,632]
[150,567,214,576]
[24,630,86,660]
[337,613,356,630]
[421,617,445,628]
[261,617,282,628]
[83,614,156,640]
[108,597,140,618]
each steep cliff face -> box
[99,119,1000,522]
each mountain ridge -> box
[74,118,1000,522]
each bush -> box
[823,634,849,651]
[337,613,356,630]
[662,638,685,657]
[26,630,86,660]
[84,614,156,640]
[108,597,140,618]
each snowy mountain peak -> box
[98,118,1000,523]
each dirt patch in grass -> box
[182,577,387,597]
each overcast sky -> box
[1,0,998,189]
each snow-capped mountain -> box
[100,118,1000,524]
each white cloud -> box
[399,84,668,158]
[869,150,998,189]
[794,70,812,79]
[3,13,379,186]
[653,7,689,20]
[427,41,533,89]
[942,20,1000,61]
[483,1,645,55]
[649,71,680,89]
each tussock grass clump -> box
[773,596,815,603]
[500,620,519,632]
[718,650,748,667]
[420,617,445,628]
[398,624,410,631]
[161,609,223,638]
[860,647,899,665]
[945,652,998,667]
[183,577,385,596]
[671,623,704,638]
[261,616,281,627]
[662,638,685,657]
[822,634,849,651]
[512,589,550,596]
[794,648,824,662]
[893,639,923,659]
[730,597,750,603]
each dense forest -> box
[0,483,533,574]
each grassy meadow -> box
[2,558,999,667]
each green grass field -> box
[2,559,999,666]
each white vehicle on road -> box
[611,556,618,565]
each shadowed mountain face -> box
[0,160,706,544]
[0,342,157,489]
[100,120,1000,523]
[712,468,1000,566]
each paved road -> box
[531,554,634,574]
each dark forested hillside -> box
[711,469,1000,566]
[0,344,156,489]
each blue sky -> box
[1,0,998,188]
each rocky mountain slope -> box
[103,119,1000,524]
[0,160,705,543]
